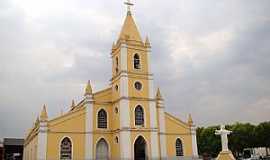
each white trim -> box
[132,134,150,160]
[96,107,109,130]
[120,130,131,159]
[119,99,130,128]
[158,107,166,133]
[146,48,152,74]
[191,126,199,157]
[85,100,93,160]
[59,136,74,160]
[160,134,167,159]
[157,105,167,158]
[37,121,47,160]
[150,132,159,158]
[133,104,147,128]
[94,137,111,160]
[120,75,128,97]
[120,44,128,71]
[149,101,157,128]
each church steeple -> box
[40,104,48,121]
[118,0,142,42]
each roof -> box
[3,138,24,146]
[118,11,142,42]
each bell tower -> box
[110,1,159,159]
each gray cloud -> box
[0,0,270,138]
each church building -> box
[23,2,198,160]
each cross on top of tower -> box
[124,0,134,13]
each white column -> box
[151,131,160,158]
[191,126,199,157]
[119,43,131,159]
[149,101,157,128]
[120,44,128,72]
[85,95,94,160]
[37,121,47,160]
[157,100,167,159]
[120,130,131,159]
[146,48,152,74]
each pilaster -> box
[119,43,132,159]
[85,94,94,160]
[157,99,168,159]
[191,125,199,157]
[37,121,47,160]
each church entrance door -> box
[134,136,147,160]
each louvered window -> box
[134,54,140,69]
[135,105,144,126]
[60,137,72,160]
[98,109,107,129]
[176,138,183,156]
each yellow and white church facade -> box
[23,4,198,160]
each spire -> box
[188,113,193,125]
[112,42,116,50]
[71,99,75,108]
[35,116,40,125]
[156,88,163,100]
[118,1,142,42]
[40,104,48,121]
[84,80,92,96]
[145,36,151,47]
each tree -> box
[255,122,270,155]
[197,126,221,158]
[227,123,256,157]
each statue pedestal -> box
[216,150,235,160]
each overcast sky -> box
[0,0,270,139]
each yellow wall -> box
[165,113,193,157]
[127,47,149,74]
[46,108,86,160]
[129,100,150,128]
[128,77,149,98]
[24,134,38,160]
[93,104,112,130]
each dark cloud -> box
[0,0,270,138]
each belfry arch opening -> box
[134,136,147,160]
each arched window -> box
[176,138,183,156]
[115,57,119,73]
[60,137,72,160]
[98,109,107,129]
[134,54,141,69]
[96,138,109,160]
[135,105,144,126]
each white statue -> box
[215,125,232,152]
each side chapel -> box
[23,1,198,160]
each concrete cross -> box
[124,0,134,12]
[215,125,232,152]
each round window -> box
[134,82,142,91]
